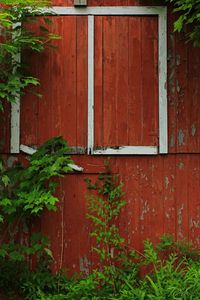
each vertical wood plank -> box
[94,16,103,148]
[163,155,176,237]
[0,103,10,153]
[103,16,117,147]
[188,46,200,153]
[150,156,164,242]
[188,155,200,247]
[175,155,189,241]
[60,16,77,146]
[76,16,88,147]
[141,17,158,146]
[138,159,152,245]
[116,16,129,146]
[128,17,142,146]
[123,157,142,250]
[175,34,189,153]
[168,11,177,154]
[62,175,91,274]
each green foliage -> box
[0,137,73,221]
[0,136,74,262]
[0,0,58,110]
[141,0,200,46]
[134,236,200,300]
[0,137,76,299]
[1,167,200,299]
[167,0,200,46]
[85,168,139,293]
[86,168,126,262]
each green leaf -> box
[44,248,53,258]
[0,198,12,207]
[174,15,186,32]
[2,175,10,187]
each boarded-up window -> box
[93,16,159,155]
[17,7,167,155]
[20,16,88,154]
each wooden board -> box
[38,154,200,272]
[94,15,158,149]
[21,16,88,150]
[1,1,200,275]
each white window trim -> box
[10,22,21,154]
[10,6,167,155]
[85,7,168,155]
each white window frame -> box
[10,6,167,155]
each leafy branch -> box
[0,136,74,260]
[0,0,59,110]
[168,0,200,46]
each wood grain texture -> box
[21,16,88,149]
[38,155,200,273]
[0,103,10,153]
[94,16,158,149]
[1,1,200,275]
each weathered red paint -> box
[1,1,200,274]
[94,16,158,148]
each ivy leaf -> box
[0,198,12,207]
[0,215,4,223]
[2,175,10,187]
[44,248,53,258]
[174,15,186,32]
[0,248,8,258]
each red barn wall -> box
[1,0,200,274]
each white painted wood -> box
[10,22,21,154]
[42,6,166,16]
[87,15,94,155]
[20,144,83,171]
[158,8,168,154]
[83,7,168,155]
[93,146,158,155]
[20,144,37,155]
[18,6,168,156]
[11,100,20,153]
[68,163,84,172]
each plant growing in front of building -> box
[1,165,200,299]
[0,0,59,110]
[85,167,139,294]
[0,136,75,299]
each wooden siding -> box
[0,1,200,274]
[39,155,200,273]
[21,16,88,149]
[94,16,158,148]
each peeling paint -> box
[165,212,170,219]
[80,256,91,275]
[140,200,150,220]
[176,81,181,93]
[165,176,169,190]
[178,162,185,170]
[191,124,196,137]
[178,129,185,146]
[177,204,184,226]
[190,218,199,229]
